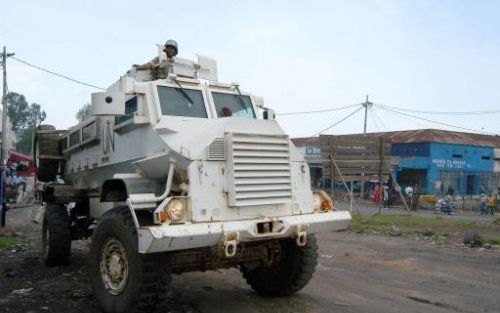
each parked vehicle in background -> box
[434,196,457,215]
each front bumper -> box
[137,210,351,253]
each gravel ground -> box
[0,204,499,313]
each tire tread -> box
[241,235,318,297]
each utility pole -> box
[1,46,15,166]
[362,95,372,136]
[360,95,373,195]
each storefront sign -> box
[306,146,321,155]
[431,159,471,169]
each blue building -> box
[392,142,494,195]
[293,129,500,196]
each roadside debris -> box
[10,288,33,296]
[388,225,402,236]
[463,233,485,247]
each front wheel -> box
[89,207,171,313]
[241,234,318,297]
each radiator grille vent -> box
[228,133,292,206]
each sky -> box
[1,0,500,138]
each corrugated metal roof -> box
[292,129,500,148]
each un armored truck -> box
[34,54,351,313]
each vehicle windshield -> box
[157,86,207,118]
[212,92,255,118]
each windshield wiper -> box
[172,79,194,108]
[233,86,249,113]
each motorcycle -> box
[434,197,457,215]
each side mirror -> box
[263,108,276,120]
[91,91,125,115]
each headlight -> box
[167,199,185,221]
[154,197,189,224]
[312,190,334,212]
[313,193,324,211]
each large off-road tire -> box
[89,207,171,313]
[241,234,318,297]
[42,203,71,266]
[33,124,61,182]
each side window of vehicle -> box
[115,97,138,125]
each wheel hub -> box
[100,238,128,295]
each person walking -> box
[404,185,414,210]
[374,183,381,205]
[479,193,488,215]
[487,193,496,216]
[0,169,6,235]
[382,184,389,208]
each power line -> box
[376,103,500,115]
[381,106,428,129]
[377,105,497,135]
[368,106,382,132]
[370,107,390,131]
[277,103,361,116]
[10,56,106,90]
[311,106,364,137]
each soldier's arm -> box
[133,57,159,71]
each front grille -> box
[228,133,292,206]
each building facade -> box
[293,129,500,196]
[294,144,323,188]
[392,142,494,195]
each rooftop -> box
[292,129,500,148]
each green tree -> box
[5,92,47,153]
[27,103,47,127]
[5,92,29,137]
[15,125,35,154]
[75,103,92,123]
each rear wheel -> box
[241,234,318,297]
[89,207,171,313]
[42,203,71,266]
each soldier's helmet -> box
[164,40,178,56]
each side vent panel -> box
[208,137,226,160]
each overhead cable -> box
[311,106,364,137]
[376,103,500,115]
[378,105,497,135]
[10,56,106,91]
[368,107,382,132]
[370,107,389,131]
[277,103,361,116]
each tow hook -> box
[222,232,239,258]
[295,225,308,247]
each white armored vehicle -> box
[34,50,351,313]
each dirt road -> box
[1,205,499,313]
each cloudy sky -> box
[1,0,500,138]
